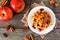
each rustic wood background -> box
[0,0,60,40]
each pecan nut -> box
[10,26,15,32]
[54,2,60,7]
[5,25,10,31]
[2,33,8,38]
[49,0,55,4]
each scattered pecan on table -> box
[10,26,15,32]
[49,0,55,4]
[54,2,60,7]
[5,25,10,31]
[5,25,15,32]
[2,33,8,38]
[49,0,60,7]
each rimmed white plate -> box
[27,6,56,35]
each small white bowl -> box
[27,6,56,35]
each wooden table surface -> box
[0,0,60,40]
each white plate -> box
[27,6,56,35]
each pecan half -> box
[2,33,8,38]
[54,2,60,7]
[5,25,10,31]
[49,0,55,4]
[10,26,15,32]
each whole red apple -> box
[0,7,13,22]
[10,0,25,13]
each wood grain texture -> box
[0,0,60,40]
[0,28,60,40]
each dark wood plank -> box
[0,28,60,40]
[55,13,60,29]
[42,0,60,12]
[0,0,60,40]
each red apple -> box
[0,7,13,22]
[10,0,25,13]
